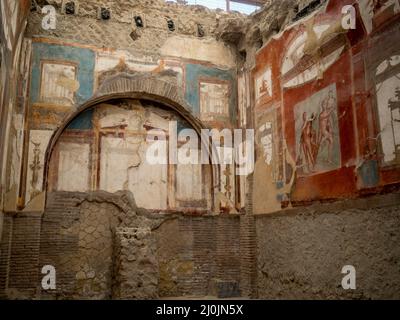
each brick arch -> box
[42,74,220,210]
[93,73,206,134]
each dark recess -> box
[65,1,75,15]
[293,0,322,21]
[101,7,111,20]
[134,16,144,28]
[167,19,175,32]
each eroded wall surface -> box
[255,193,400,299]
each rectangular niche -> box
[40,61,77,106]
[199,80,230,122]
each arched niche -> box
[41,75,221,212]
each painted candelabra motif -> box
[29,141,43,199]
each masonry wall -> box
[0,191,253,299]
[2,0,400,300]
[29,0,242,64]
[154,215,243,298]
[255,193,400,299]
[40,197,121,299]
[0,213,42,299]
[3,191,400,300]
[241,0,400,300]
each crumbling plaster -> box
[234,0,328,69]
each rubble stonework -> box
[28,0,246,59]
[2,191,165,299]
[0,191,248,299]
[113,227,159,299]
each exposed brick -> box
[0,216,13,299]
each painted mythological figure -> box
[298,112,318,172]
[298,90,337,173]
[318,90,336,164]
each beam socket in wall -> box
[30,1,38,12]
[65,1,75,15]
[167,19,175,32]
[239,50,247,62]
[98,7,111,20]
[62,0,79,15]
[293,0,322,21]
[134,16,144,28]
[197,24,205,37]
[130,30,140,41]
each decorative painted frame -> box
[38,59,79,107]
[198,77,231,122]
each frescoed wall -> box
[47,99,212,212]
[9,36,238,213]
[185,63,237,128]
[0,0,30,223]
[29,42,96,127]
[252,0,400,213]
[294,84,341,176]
[2,0,399,218]
[2,0,400,301]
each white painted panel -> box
[99,137,142,192]
[100,136,168,210]
[127,142,168,210]
[57,143,90,192]
[40,62,77,106]
[176,162,202,201]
